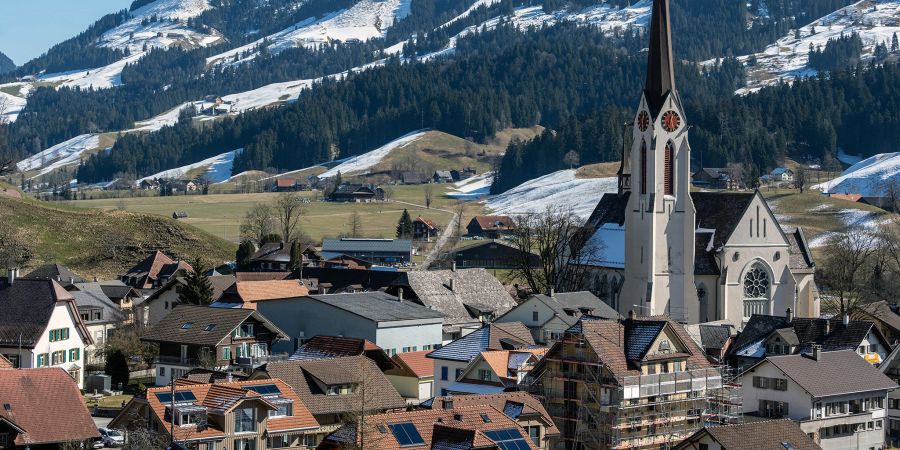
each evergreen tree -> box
[104,349,130,387]
[260,233,283,245]
[892,32,899,52]
[236,240,255,270]
[396,209,414,239]
[178,259,214,306]
[289,240,302,269]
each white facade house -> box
[0,275,93,389]
[879,344,900,446]
[771,167,795,182]
[494,291,620,344]
[740,349,895,450]
[255,292,444,356]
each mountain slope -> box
[0,51,14,74]
[0,194,234,279]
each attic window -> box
[480,413,492,423]
[2,403,9,412]
[204,324,216,332]
[181,322,194,329]
[377,424,387,434]
[659,340,671,351]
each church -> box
[583,0,818,327]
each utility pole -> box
[169,380,176,448]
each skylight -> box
[204,324,216,332]
[485,428,530,450]
[480,413,492,423]
[389,422,425,446]
[181,322,193,329]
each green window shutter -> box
[76,348,80,360]
[64,328,70,340]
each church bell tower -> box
[618,0,698,321]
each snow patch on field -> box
[808,208,888,247]
[813,152,900,197]
[137,149,242,184]
[447,172,494,200]
[485,169,618,220]
[100,0,222,53]
[730,0,900,94]
[318,130,428,178]
[16,134,102,177]
[0,84,28,122]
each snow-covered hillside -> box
[100,0,222,53]
[208,0,413,66]
[15,134,102,177]
[0,83,29,122]
[732,0,900,94]
[485,169,617,220]
[318,130,428,178]
[813,151,900,196]
[447,172,494,200]
[137,149,242,184]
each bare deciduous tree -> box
[274,192,306,243]
[507,206,602,294]
[347,211,363,238]
[819,228,878,317]
[423,184,434,209]
[240,203,276,245]
[341,357,391,450]
[563,150,580,169]
[793,167,808,193]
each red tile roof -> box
[430,392,560,436]
[414,216,437,230]
[0,354,12,369]
[472,215,515,231]
[830,193,863,202]
[392,350,434,378]
[235,271,291,282]
[276,178,297,188]
[0,368,99,445]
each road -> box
[419,209,459,270]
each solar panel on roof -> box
[485,428,530,450]
[246,384,281,395]
[155,391,197,403]
[389,422,425,446]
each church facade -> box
[583,0,818,327]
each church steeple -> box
[644,0,676,116]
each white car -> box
[98,428,125,447]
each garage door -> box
[419,381,433,399]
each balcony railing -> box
[155,356,200,366]
[233,353,290,367]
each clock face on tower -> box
[662,110,681,133]
[637,111,650,132]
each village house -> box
[673,420,823,450]
[318,404,542,450]
[400,172,427,185]
[248,242,319,272]
[0,368,100,447]
[328,184,382,202]
[290,266,401,293]
[424,392,560,450]
[110,378,319,449]
[452,239,541,270]
[428,322,535,397]
[432,170,454,183]
[318,253,372,270]
[529,315,730,450]
[141,305,290,386]
[214,279,309,310]
[388,267,518,342]
[739,348,895,450]
[448,348,548,395]
[412,216,438,241]
[274,178,302,192]
[771,167,795,183]
[255,291,443,356]
[494,291,620,344]
[250,355,406,442]
[685,322,736,363]
[726,312,892,370]
[288,335,397,371]
[135,274,236,326]
[0,271,93,388]
[691,167,736,190]
[466,215,516,238]
[384,350,434,401]
[121,250,194,290]
[22,263,86,290]
[140,178,161,190]
[857,300,900,345]
[879,345,900,445]
[71,287,126,367]
[321,238,412,265]
[77,280,142,324]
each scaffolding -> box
[532,335,743,450]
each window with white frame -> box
[234,407,256,432]
[743,263,771,319]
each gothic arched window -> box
[640,140,648,195]
[742,262,771,319]
[664,141,674,196]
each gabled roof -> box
[586,192,630,228]
[467,349,547,383]
[141,305,287,346]
[276,178,297,188]
[122,250,193,288]
[730,314,888,357]
[0,368,99,445]
[289,335,397,371]
[22,263,86,289]
[250,242,291,262]
[71,289,126,324]
[698,324,731,350]
[391,350,434,378]
[428,323,536,362]
[674,420,822,450]
[428,392,559,436]
[390,269,517,329]
[142,275,236,306]
[751,350,897,398]
[259,355,406,415]
[860,301,900,335]
[414,216,438,230]
[139,378,317,440]
[0,278,91,348]
[469,215,515,232]
[322,238,412,254]
[235,271,291,282]
[222,280,308,304]
[0,354,12,369]
[691,192,756,249]
[527,291,621,323]
[307,292,444,322]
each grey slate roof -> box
[322,238,412,254]
[428,323,535,362]
[859,301,900,334]
[691,192,756,249]
[71,290,126,325]
[308,292,444,322]
[586,192,629,228]
[141,305,287,346]
[694,231,720,275]
[0,278,88,348]
[529,292,621,323]
[699,324,731,350]
[731,315,886,357]
[760,350,897,398]
[23,264,86,289]
[676,420,823,450]
[784,227,815,273]
[250,242,291,262]
[390,269,517,329]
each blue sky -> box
[0,0,133,65]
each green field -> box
[70,184,474,244]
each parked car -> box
[98,428,125,447]
[91,438,105,449]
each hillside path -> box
[418,209,459,270]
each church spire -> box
[644,0,676,116]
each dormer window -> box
[327,384,355,395]
[268,399,293,417]
[181,322,193,329]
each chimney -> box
[843,314,850,326]
[93,276,98,282]
[6,269,14,286]
[451,261,456,272]
[785,308,793,323]
[398,287,404,301]
[227,372,233,382]
[56,275,61,282]
[69,277,74,285]
[449,278,455,292]
[628,310,635,320]
[811,344,822,361]
[549,287,555,298]
[442,397,453,409]
[825,320,831,335]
